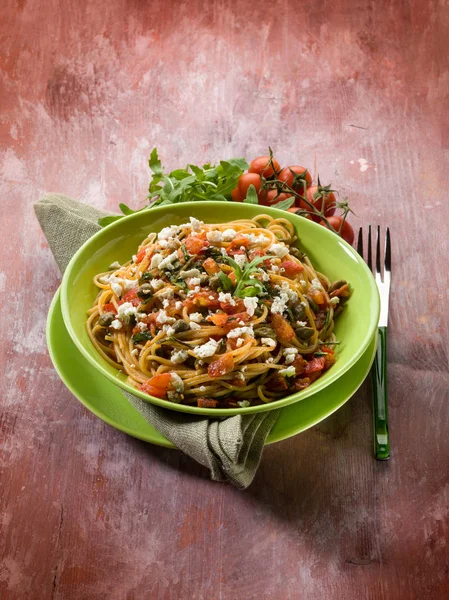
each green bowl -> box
[60,202,379,416]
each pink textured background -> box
[1,0,449,598]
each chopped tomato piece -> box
[248,248,265,261]
[310,288,326,306]
[197,398,219,408]
[228,235,250,250]
[103,303,117,314]
[203,258,220,275]
[303,357,326,374]
[184,235,209,255]
[265,374,289,392]
[330,284,350,299]
[292,377,311,391]
[281,260,304,278]
[209,312,230,327]
[208,353,235,378]
[139,373,172,398]
[119,288,140,306]
[271,313,295,344]
[135,247,147,263]
[291,355,306,375]
[219,300,245,315]
[183,291,220,310]
[227,271,237,285]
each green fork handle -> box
[372,326,390,460]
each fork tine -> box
[357,227,363,256]
[367,225,373,271]
[384,227,391,273]
[376,225,382,277]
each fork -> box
[357,226,391,461]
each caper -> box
[98,312,115,327]
[208,274,220,291]
[290,247,305,260]
[329,280,347,293]
[137,283,153,299]
[295,326,315,340]
[172,320,190,333]
[167,391,184,403]
[305,295,319,313]
[254,325,277,339]
[292,303,306,320]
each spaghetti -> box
[86,215,350,408]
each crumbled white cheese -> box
[151,279,165,291]
[117,302,138,323]
[158,239,169,248]
[131,348,139,355]
[170,372,184,392]
[137,322,148,331]
[110,319,122,330]
[209,295,215,300]
[189,277,201,286]
[218,292,235,306]
[236,338,244,348]
[158,288,174,300]
[259,270,270,281]
[111,281,123,297]
[269,243,289,258]
[234,254,247,269]
[296,320,307,327]
[162,299,170,308]
[271,292,289,315]
[199,385,206,392]
[156,310,176,325]
[171,349,188,364]
[109,261,121,270]
[279,366,296,377]
[150,253,163,269]
[175,301,183,310]
[179,268,202,279]
[206,230,223,242]
[158,251,179,271]
[227,326,254,339]
[278,281,298,303]
[242,233,270,245]
[330,297,340,305]
[267,357,274,363]
[189,217,204,231]
[189,312,203,323]
[271,265,280,273]
[237,400,250,408]
[222,228,237,241]
[158,226,179,240]
[162,324,176,336]
[243,296,258,317]
[220,247,228,256]
[283,347,299,364]
[189,321,201,331]
[193,338,219,358]
[311,277,324,291]
[261,337,276,347]
[238,320,245,326]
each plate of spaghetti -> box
[61,202,379,415]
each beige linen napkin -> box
[36,194,279,488]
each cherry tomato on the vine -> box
[278,166,312,199]
[307,185,336,222]
[237,173,262,197]
[261,190,292,206]
[231,187,243,202]
[248,155,281,178]
[320,216,355,245]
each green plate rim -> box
[60,201,380,416]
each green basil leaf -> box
[271,196,295,211]
[244,184,259,204]
[149,148,163,175]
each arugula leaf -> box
[119,202,136,216]
[244,184,259,204]
[149,148,163,175]
[132,331,152,344]
[272,196,295,211]
[217,271,234,292]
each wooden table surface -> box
[2,1,449,598]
